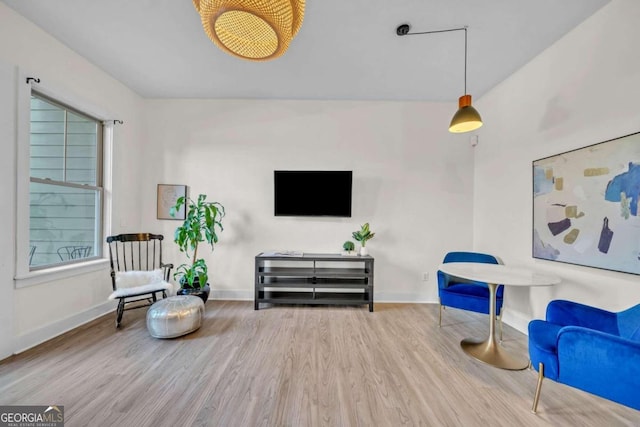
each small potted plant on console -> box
[352,223,375,256]
[171,194,225,304]
[341,240,357,256]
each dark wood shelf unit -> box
[254,253,374,311]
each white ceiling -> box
[3,0,609,101]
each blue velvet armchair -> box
[528,300,640,412]
[437,251,504,337]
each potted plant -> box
[170,194,225,304]
[341,240,357,256]
[352,223,375,256]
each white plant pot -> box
[359,246,368,256]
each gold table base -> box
[461,337,529,370]
[461,281,529,370]
[439,264,559,370]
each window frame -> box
[15,73,113,287]
[29,91,104,270]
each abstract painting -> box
[533,132,640,275]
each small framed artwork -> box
[157,184,187,220]
[532,131,640,275]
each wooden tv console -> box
[254,252,374,311]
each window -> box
[28,92,103,269]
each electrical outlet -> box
[422,272,429,281]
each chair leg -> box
[438,301,443,327]
[116,298,125,329]
[532,362,544,414]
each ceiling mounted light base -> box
[396,24,410,36]
[195,0,305,61]
[449,94,483,133]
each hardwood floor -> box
[1,301,638,426]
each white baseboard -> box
[374,292,436,304]
[210,289,253,300]
[13,301,114,355]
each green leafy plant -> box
[352,223,375,247]
[342,241,355,251]
[171,194,225,289]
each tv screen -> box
[274,171,352,217]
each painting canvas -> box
[533,132,640,275]
[157,184,187,220]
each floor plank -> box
[1,301,638,426]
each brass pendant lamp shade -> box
[449,94,482,133]
[194,0,305,61]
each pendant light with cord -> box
[396,24,483,133]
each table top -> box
[438,262,560,287]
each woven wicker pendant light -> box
[194,0,305,61]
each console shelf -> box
[254,253,374,311]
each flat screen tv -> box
[274,170,352,217]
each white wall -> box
[473,0,640,332]
[12,0,628,354]
[0,1,476,357]
[143,99,476,302]
[0,3,146,357]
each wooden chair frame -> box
[106,233,173,328]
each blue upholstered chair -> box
[437,251,504,338]
[528,300,640,412]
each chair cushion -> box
[528,320,562,380]
[115,269,164,289]
[108,281,174,300]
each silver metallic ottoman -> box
[146,295,204,338]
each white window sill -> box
[14,258,110,289]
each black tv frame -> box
[274,170,353,217]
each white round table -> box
[438,262,560,370]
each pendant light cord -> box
[464,27,467,95]
[396,23,482,132]
[398,25,469,95]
